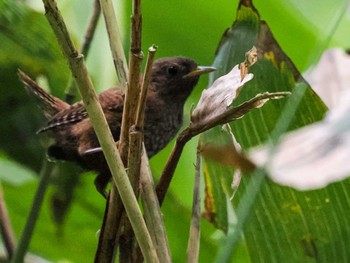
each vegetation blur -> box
[0,0,349,262]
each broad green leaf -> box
[201,1,350,262]
[0,0,70,96]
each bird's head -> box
[149,57,215,101]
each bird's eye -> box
[167,66,178,75]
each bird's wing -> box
[37,102,88,133]
[37,88,124,133]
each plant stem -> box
[42,1,158,262]
[80,0,101,57]
[98,0,128,89]
[186,148,202,263]
[96,0,144,260]
[65,0,101,106]
[135,45,157,128]
[119,0,143,159]
[119,45,157,263]
[127,45,157,186]
[156,92,289,205]
[140,150,172,263]
[11,160,54,263]
[95,191,124,262]
[156,130,191,205]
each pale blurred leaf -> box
[304,48,350,108]
[0,153,36,185]
[251,90,350,190]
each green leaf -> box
[200,1,350,262]
[0,153,36,185]
[0,0,70,96]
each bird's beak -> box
[183,66,216,79]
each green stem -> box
[11,160,54,263]
[140,149,171,263]
[42,0,159,262]
[186,148,201,263]
[98,0,128,89]
[65,0,101,103]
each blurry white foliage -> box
[251,89,350,190]
[304,48,350,108]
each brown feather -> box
[18,69,69,119]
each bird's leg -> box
[94,172,111,199]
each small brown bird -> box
[19,57,215,196]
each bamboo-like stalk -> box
[128,47,170,263]
[119,45,157,262]
[127,45,157,195]
[98,0,128,89]
[95,190,124,262]
[41,1,158,262]
[96,0,145,261]
[119,0,143,159]
[186,148,202,263]
[65,0,101,104]
[140,149,172,263]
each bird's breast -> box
[143,103,183,157]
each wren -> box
[19,57,215,196]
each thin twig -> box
[135,45,157,128]
[0,185,16,259]
[156,92,290,205]
[81,0,101,57]
[186,147,202,263]
[156,130,191,205]
[41,1,158,262]
[11,160,54,263]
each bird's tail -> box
[18,69,69,119]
